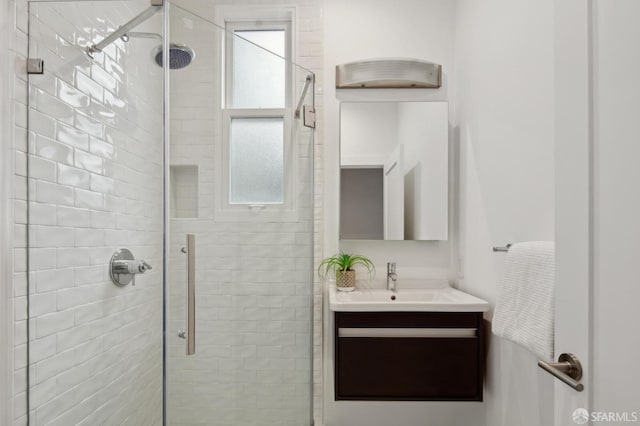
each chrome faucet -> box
[387,262,398,292]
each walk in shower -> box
[22,1,315,424]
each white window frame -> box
[224,20,293,110]
[215,14,298,222]
[219,108,296,222]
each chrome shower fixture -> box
[117,32,196,70]
[85,2,162,58]
[85,2,196,71]
[152,44,196,69]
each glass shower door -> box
[23,2,314,424]
[24,1,165,424]
[166,4,315,425]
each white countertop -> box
[329,284,490,313]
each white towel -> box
[492,241,555,360]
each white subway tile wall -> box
[11,0,324,425]
[165,4,322,424]
[17,1,164,425]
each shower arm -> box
[125,32,162,40]
[86,3,162,58]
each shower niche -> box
[170,165,199,218]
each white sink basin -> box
[329,286,490,312]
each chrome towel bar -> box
[492,244,512,252]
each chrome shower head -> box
[152,44,195,69]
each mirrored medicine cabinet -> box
[339,101,449,241]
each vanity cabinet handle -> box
[338,328,477,338]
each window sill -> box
[214,208,299,223]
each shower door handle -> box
[180,234,196,355]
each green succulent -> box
[317,252,375,280]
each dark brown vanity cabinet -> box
[334,312,485,401]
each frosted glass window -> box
[232,30,285,108]
[230,118,284,204]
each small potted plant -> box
[318,252,375,292]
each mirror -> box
[340,102,448,241]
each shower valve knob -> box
[138,260,152,273]
[109,248,152,287]
[112,259,152,274]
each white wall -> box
[592,0,640,417]
[454,0,555,425]
[323,1,482,425]
[13,1,164,424]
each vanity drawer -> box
[334,312,484,401]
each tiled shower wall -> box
[8,1,324,426]
[166,1,324,424]
[13,1,164,424]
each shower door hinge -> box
[26,58,44,75]
[303,105,316,129]
[150,0,163,6]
